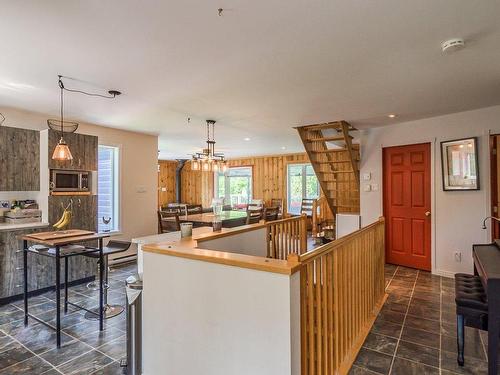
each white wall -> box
[197,228,268,257]
[360,105,500,277]
[143,251,301,375]
[0,106,158,243]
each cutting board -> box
[28,229,94,241]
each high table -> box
[20,230,112,348]
[179,210,247,228]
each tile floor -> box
[0,262,490,374]
[0,262,137,374]
[351,264,490,375]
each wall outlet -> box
[363,172,371,181]
[363,184,372,192]
[454,251,462,262]
[371,183,379,191]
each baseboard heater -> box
[109,253,137,266]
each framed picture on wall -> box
[441,137,479,191]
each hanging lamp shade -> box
[51,76,75,161]
[52,138,73,161]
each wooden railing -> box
[298,217,386,375]
[266,215,307,260]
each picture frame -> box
[441,137,479,191]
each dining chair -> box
[246,207,263,225]
[263,206,279,222]
[270,198,283,218]
[187,204,202,214]
[157,210,181,233]
[300,198,316,217]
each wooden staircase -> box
[296,121,360,224]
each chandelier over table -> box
[191,120,227,172]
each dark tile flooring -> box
[0,263,137,375]
[1,262,490,374]
[351,264,490,375]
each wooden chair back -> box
[157,210,181,233]
[186,204,202,214]
[263,206,279,222]
[246,207,263,225]
[270,198,283,217]
[300,198,316,217]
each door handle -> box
[425,211,431,217]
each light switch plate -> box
[363,172,371,181]
[371,183,379,191]
[363,184,372,192]
[161,187,167,192]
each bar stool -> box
[454,273,488,366]
[84,240,131,320]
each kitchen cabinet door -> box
[0,126,40,191]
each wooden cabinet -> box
[0,126,40,191]
[48,129,98,171]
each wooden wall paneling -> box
[158,160,177,208]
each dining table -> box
[178,210,248,228]
[20,229,112,348]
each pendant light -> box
[52,78,73,161]
[190,120,226,172]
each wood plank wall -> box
[157,153,339,217]
[158,161,177,207]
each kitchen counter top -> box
[0,222,50,232]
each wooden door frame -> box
[381,140,437,274]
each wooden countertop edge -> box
[143,244,301,275]
[194,222,267,242]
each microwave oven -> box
[50,170,91,192]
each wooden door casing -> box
[383,143,432,271]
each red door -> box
[383,143,431,271]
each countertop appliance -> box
[50,169,91,193]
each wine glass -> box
[102,216,111,232]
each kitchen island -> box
[138,220,303,375]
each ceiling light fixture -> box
[281,146,286,150]
[51,77,74,161]
[191,120,227,172]
[388,114,397,118]
[48,75,121,161]
[244,137,251,141]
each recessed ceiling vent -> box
[441,38,465,53]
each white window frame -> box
[214,166,253,206]
[98,144,120,233]
[286,163,320,214]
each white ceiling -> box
[1,1,499,159]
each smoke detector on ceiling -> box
[441,38,465,53]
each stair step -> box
[319,170,354,174]
[306,135,352,143]
[311,149,358,154]
[301,121,355,132]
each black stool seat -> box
[85,240,131,258]
[455,273,488,312]
[455,273,489,367]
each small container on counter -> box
[212,217,222,232]
[180,222,193,238]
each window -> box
[98,145,119,232]
[214,167,252,208]
[287,163,320,214]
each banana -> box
[54,209,72,230]
[53,210,67,229]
